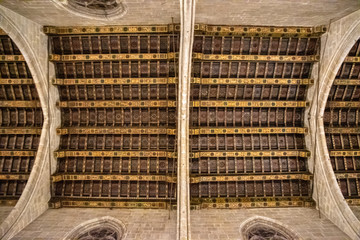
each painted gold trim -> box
[0,55,25,62]
[190,150,310,158]
[53,78,178,85]
[50,200,169,209]
[344,56,360,63]
[52,77,313,86]
[0,79,33,85]
[57,127,176,135]
[191,78,313,85]
[192,53,319,62]
[326,101,360,108]
[0,200,18,206]
[0,101,41,108]
[44,25,178,35]
[52,174,177,183]
[49,53,177,61]
[0,174,29,180]
[0,128,42,135]
[189,127,307,135]
[329,151,360,157]
[43,24,326,37]
[198,24,326,37]
[335,173,360,179]
[190,173,312,183]
[346,199,360,205]
[54,151,176,158]
[57,100,176,108]
[0,151,36,157]
[333,79,360,85]
[192,101,308,108]
[191,197,314,209]
[325,127,360,134]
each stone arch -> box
[51,0,127,21]
[310,9,360,240]
[63,216,127,240]
[239,216,301,240]
[0,8,51,240]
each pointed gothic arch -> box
[239,216,301,240]
[63,216,127,240]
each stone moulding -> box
[63,216,127,240]
[311,8,360,240]
[51,0,127,21]
[239,216,301,240]
[0,7,50,240]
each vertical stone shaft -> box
[177,0,195,239]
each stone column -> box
[177,0,195,239]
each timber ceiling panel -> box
[48,26,179,209]
[189,28,320,208]
[324,39,360,206]
[0,31,43,205]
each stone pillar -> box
[177,0,195,239]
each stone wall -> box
[0,0,180,26]
[11,208,347,240]
[191,208,348,240]
[0,207,13,224]
[12,209,176,240]
[0,0,358,27]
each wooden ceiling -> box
[43,25,324,209]
[0,32,43,205]
[189,30,318,208]
[324,39,360,205]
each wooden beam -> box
[190,173,312,183]
[191,197,314,209]
[325,127,360,134]
[344,56,360,63]
[192,101,308,108]
[57,100,176,108]
[0,174,29,181]
[52,77,313,86]
[43,25,180,35]
[193,53,319,62]
[192,78,313,85]
[0,101,41,108]
[196,24,326,37]
[0,55,25,62]
[189,127,307,135]
[0,79,33,85]
[0,151,36,157]
[57,127,176,135]
[326,101,360,108]
[190,150,310,158]
[49,200,169,209]
[53,77,178,85]
[0,128,42,135]
[329,151,360,157]
[333,79,360,85]
[49,53,177,61]
[54,151,176,158]
[52,174,177,183]
[335,173,360,179]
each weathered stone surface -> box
[12,209,176,240]
[191,208,349,240]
